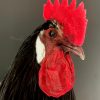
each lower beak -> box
[58,41,85,60]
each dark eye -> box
[49,30,57,38]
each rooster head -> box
[35,0,88,98]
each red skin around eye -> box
[39,48,75,98]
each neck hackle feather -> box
[43,0,88,46]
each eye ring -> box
[49,30,57,38]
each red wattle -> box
[39,48,75,98]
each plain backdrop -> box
[0,0,100,100]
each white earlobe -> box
[36,36,45,63]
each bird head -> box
[36,20,85,63]
[35,0,88,98]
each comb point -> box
[54,0,60,6]
[69,0,76,9]
[61,0,68,6]
[79,2,85,9]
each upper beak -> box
[58,39,85,60]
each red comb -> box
[43,0,88,46]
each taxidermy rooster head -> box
[0,0,87,100]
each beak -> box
[67,45,85,60]
[58,40,85,60]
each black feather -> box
[0,21,76,100]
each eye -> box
[49,30,57,38]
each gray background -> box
[0,0,100,100]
